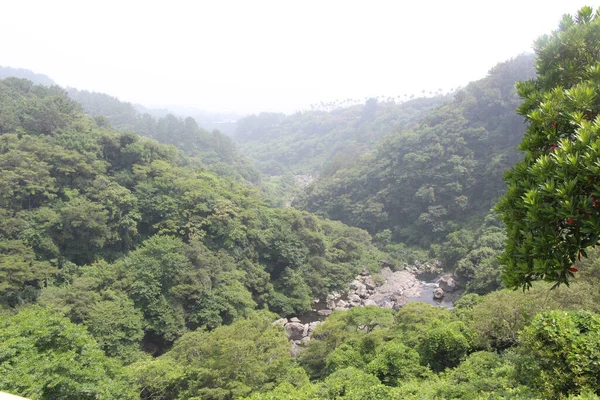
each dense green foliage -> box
[295,54,536,248]
[497,7,600,288]
[5,7,600,400]
[0,306,136,399]
[235,96,446,177]
[67,88,260,183]
[0,77,385,351]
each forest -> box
[2,6,600,400]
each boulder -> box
[349,280,365,291]
[336,299,348,308]
[433,287,444,299]
[439,276,457,293]
[317,309,332,317]
[290,342,301,357]
[289,317,301,323]
[364,277,376,290]
[357,287,369,298]
[300,336,311,346]
[285,322,307,341]
[363,299,378,307]
[307,321,322,336]
[378,300,394,309]
[272,318,288,326]
[334,307,349,312]
[348,293,361,303]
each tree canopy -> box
[497,6,600,289]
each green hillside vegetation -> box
[295,54,535,246]
[67,88,260,183]
[0,77,386,350]
[4,6,600,400]
[235,96,447,177]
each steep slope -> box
[295,54,536,246]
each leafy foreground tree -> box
[497,6,600,288]
[0,306,136,399]
[130,310,308,400]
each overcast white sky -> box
[0,1,594,114]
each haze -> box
[1,0,593,114]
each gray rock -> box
[302,324,309,337]
[272,318,288,326]
[378,300,394,309]
[348,293,361,302]
[364,277,376,290]
[334,307,349,312]
[349,280,365,291]
[289,317,301,323]
[439,276,457,293]
[363,299,378,307]
[317,309,333,317]
[307,321,322,336]
[336,300,348,308]
[285,322,307,341]
[290,342,301,357]
[433,287,444,299]
[357,287,369,298]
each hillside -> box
[295,54,536,249]
[0,66,55,86]
[0,77,387,353]
[66,88,260,183]
[235,96,447,177]
[4,8,600,400]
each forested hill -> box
[66,88,260,183]
[234,96,448,176]
[0,66,55,86]
[0,77,386,352]
[295,54,536,247]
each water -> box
[405,280,455,308]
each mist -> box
[0,0,593,114]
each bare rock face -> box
[285,322,307,341]
[439,276,457,293]
[433,287,444,299]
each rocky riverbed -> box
[275,263,461,355]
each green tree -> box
[497,7,600,288]
[0,306,136,399]
[517,310,600,398]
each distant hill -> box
[294,54,536,246]
[66,88,260,183]
[234,96,448,177]
[0,66,55,86]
